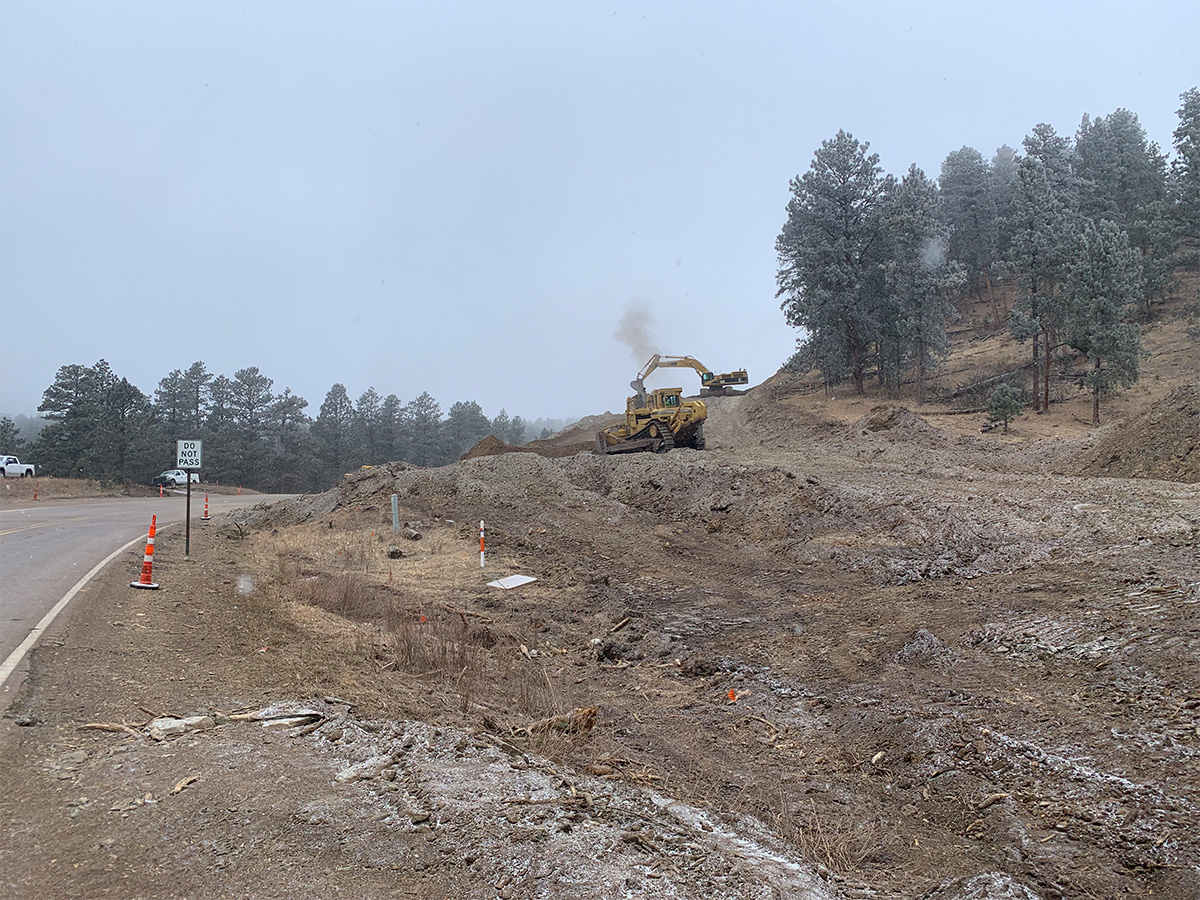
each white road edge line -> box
[0,525,174,690]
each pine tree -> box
[939,147,999,320]
[36,362,109,478]
[35,361,157,481]
[406,393,443,466]
[1170,87,1200,267]
[443,401,491,459]
[1063,219,1144,425]
[1008,124,1080,412]
[0,417,26,454]
[991,144,1021,263]
[181,362,212,432]
[508,415,528,446]
[881,165,963,402]
[777,130,892,393]
[265,389,311,492]
[228,367,275,486]
[1076,108,1172,314]
[313,384,355,483]
[354,388,383,463]
[491,409,512,442]
[378,394,405,462]
[154,369,190,443]
[986,385,1023,433]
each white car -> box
[152,469,200,487]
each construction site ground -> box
[2,300,1198,900]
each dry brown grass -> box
[0,475,153,503]
[770,792,891,874]
[246,519,573,728]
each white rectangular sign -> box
[176,439,202,470]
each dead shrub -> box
[771,793,888,874]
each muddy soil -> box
[2,389,1197,900]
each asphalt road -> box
[0,493,287,709]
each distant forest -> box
[776,88,1199,422]
[0,364,570,492]
[5,90,1197,490]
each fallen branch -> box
[439,603,492,622]
[523,706,599,736]
[292,716,332,737]
[608,617,632,634]
[78,722,141,738]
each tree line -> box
[776,89,1199,422]
[1,362,568,490]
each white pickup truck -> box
[0,455,36,477]
[152,469,200,487]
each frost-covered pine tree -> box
[991,144,1021,264]
[1170,88,1200,267]
[938,147,998,318]
[1063,219,1144,425]
[880,165,963,402]
[1076,108,1171,314]
[776,131,892,394]
[1008,124,1080,412]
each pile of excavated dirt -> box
[461,434,522,460]
[1075,383,1200,483]
[461,433,596,461]
[853,406,948,446]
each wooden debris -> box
[170,776,199,795]
[608,617,632,634]
[292,716,332,737]
[525,706,598,736]
[977,792,1010,810]
[78,722,145,740]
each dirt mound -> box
[1075,383,1200,483]
[462,433,595,461]
[854,405,943,441]
[460,434,521,460]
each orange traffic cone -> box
[158,484,163,498]
[130,515,160,590]
[200,494,211,522]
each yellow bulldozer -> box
[594,385,707,454]
[595,354,747,455]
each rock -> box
[335,754,392,783]
[681,656,718,677]
[386,546,403,559]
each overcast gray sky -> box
[2,1,1197,422]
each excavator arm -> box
[631,354,748,401]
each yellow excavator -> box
[630,354,749,399]
[594,355,748,455]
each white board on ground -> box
[487,575,538,590]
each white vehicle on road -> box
[152,469,200,487]
[0,456,35,478]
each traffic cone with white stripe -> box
[200,494,211,522]
[130,514,160,590]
